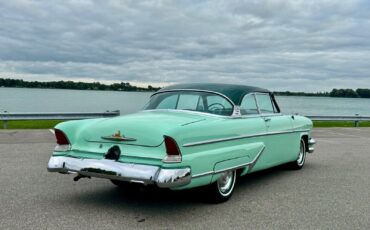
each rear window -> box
[145,91,234,116]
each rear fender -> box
[176,142,265,189]
[211,143,265,182]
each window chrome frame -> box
[239,93,260,116]
[254,92,277,114]
[238,93,282,118]
[148,90,282,118]
[149,89,238,117]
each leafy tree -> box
[330,88,358,98]
[356,88,370,98]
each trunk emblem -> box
[101,130,137,142]
[113,131,121,137]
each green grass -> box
[313,121,370,127]
[0,120,63,129]
[1,120,370,129]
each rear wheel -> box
[204,170,237,203]
[289,139,306,170]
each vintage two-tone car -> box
[47,83,315,203]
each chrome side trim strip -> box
[183,129,310,147]
[213,162,250,174]
[192,146,265,178]
[181,119,207,126]
[191,171,214,178]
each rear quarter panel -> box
[166,117,267,189]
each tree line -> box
[275,88,370,98]
[0,78,160,92]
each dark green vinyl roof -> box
[156,83,270,105]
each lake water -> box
[1,87,369,116]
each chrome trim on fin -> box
[183,130,310,147]
[192,146,265,178]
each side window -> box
[256,94,274,114]
[206,95,233,115]
[145,91,234,116]
[177,94,200,110]
[240,94,259,115]
[156,94,178,109]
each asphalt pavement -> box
[0,128,369,229]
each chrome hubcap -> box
[217,171,235,196]
[297,141,305,166]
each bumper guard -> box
[308,138,316,153]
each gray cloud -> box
[0,0,370,91]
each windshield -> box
[144,91,234,116]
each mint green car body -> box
[48,83,315,198]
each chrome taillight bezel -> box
[163,155,182,163]
[54,144,71,152]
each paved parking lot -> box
[0,128,369,229]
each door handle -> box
[264,118,271,122]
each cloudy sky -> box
[0,0,370,91]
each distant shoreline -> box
[1,78,370,98]
[0,78,160,92]
[274,88,370,98]
[0,85,157,93]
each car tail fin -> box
[163,135,182,163]
[54,129,71,151]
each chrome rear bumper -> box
[308,138,316,153]
[47,156,191,188]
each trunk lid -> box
[80,110,207,147]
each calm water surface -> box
[1,87,369,116]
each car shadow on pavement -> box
[62,163,305,209]
[63,181,204,209]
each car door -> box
[239,94,269,170]
[255,93,296,166]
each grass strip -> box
[313,121,370,127]
[0,120,63,129]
